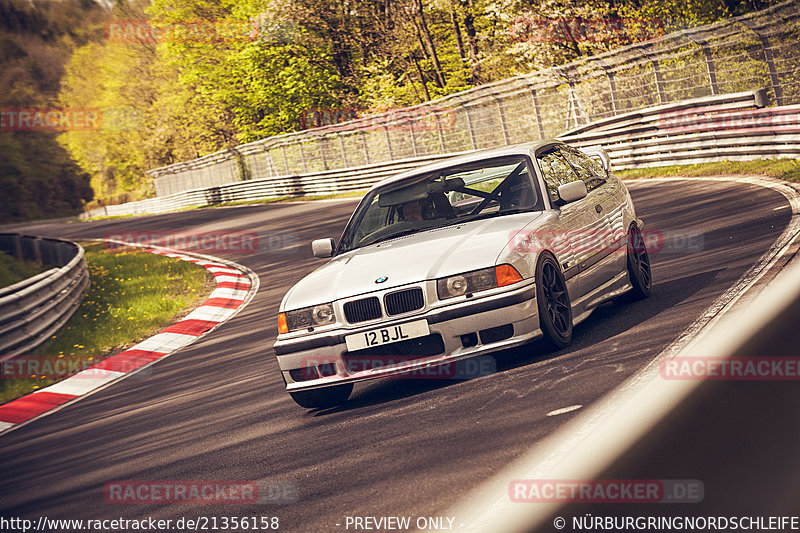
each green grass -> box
[0,251,45,289]
[616,159,800,183]
[0,242,215,404]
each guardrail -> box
[144,0,800,196]
[558,87,800,169]
[0,234,89,358]
[80,151,471,218]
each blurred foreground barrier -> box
[0,234,89,357]
[427,239,800,531]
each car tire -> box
[288,383,353,409]
[624,223,652,300]
[536,252,573,350]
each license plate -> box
[345,319,430,352]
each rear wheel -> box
[625,224,652,300]
[288,383,353,409]
[536,253,573,350]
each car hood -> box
[282,212,543,310]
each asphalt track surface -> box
[0,179,792,531]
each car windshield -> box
[337,156,541,253]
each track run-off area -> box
[0,177,798,531]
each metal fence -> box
[0,234,89,357]
[82,152,465,218]
[146,0,800,197]
[81,88,800,218]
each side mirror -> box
[581,146,612,177]
[556,180,588,205]
[311,238,335,258]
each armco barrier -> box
[0,234,89,357]
[558,87,800,169]
[80,151,470,218]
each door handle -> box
[595,204,603,213]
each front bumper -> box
[272,282,541,391]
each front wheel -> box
[536,253,573,350]
[288,383,353,409]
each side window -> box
[353,196,392,244]
[537,150,580,202]
[560,146,606,191]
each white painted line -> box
[546,405,582,417]
[207,267,242,275]
[184,306,238,322]
[0,421,15,431]
[133,332,198,353]
[42,369,126,396]
[628,176,800,359]
[209,287,250,300]
[214,275,251,284]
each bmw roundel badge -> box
[375,276,388,284]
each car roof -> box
[367,140,560,192]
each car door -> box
[559,145,626,292]
[535,147,604,301]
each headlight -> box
[437,264,523,300]
[278,303,336,333]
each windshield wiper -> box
[458,208,530,223]
[363,227,427,247]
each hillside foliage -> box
[0,0,772,216]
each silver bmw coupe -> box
[273,140,652,408]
